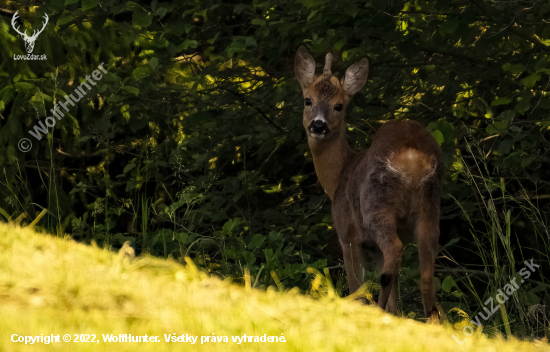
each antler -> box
[28,13,48,40]
[11,11,28,38]
[323,52,332,77]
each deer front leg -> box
[340,240,365,296]
[338,226,365,297]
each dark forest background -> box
[0,0,549,340]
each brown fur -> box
[295,46,442,322]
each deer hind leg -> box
[370,248,398,314]
[415,201,440,323]
[367,215,402,312]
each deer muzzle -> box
[309,118,328,139]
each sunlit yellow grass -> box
[0,222,547,351]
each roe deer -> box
[294,45,442,323]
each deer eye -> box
[334,104,343,111]
[304,98,312,106]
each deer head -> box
[11,11,49,54]
[294,45,369,142]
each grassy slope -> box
[0,223,547,352]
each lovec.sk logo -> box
[11,10,48,60]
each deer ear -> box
[294,45,316,89]
[342,57,369,96]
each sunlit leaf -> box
[431,130,444,145]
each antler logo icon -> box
[11,11,48,54]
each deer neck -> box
[309,129,356,201]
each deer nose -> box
[310,119,328,134]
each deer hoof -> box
[427,309,440,324]
[354,296,370,305]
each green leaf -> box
[431,130,444,145]
[123,86,139,96]
[523,73,541,87]
[241,250,256,266]
[290,175,308,184]
[307,195,324,210]
[515,100,530,115]
[195,9,207,18]
[442,275,456,293]
[440,238,460,251]
[536,68,550,75]
[497,138,513,155]
[15,82,35,94]
[248,234,266,250]
[123,163,136,174]
[439,20,458,36]
[434,277,441,292]
[133,9,152,28]
[222,218,243,235]
[149,57,158,70]
[181,8,196,18]
[156,7,167,18]
[125,1,141,11]
[81,0,98,11]
[178,232,188,243]
[491,97,512,106]
[521,156,533,167]
[182,39,198,49]
[129,117,148,132]
[307,9,319,22]
[234,3,248,14]
[486,120,509,134]
[57,15,72,26]
[502,63,525,73]
[245,36,257,47]
[251,18,265,25]
[107,94,121,103]
[344,3,359,18]
[334,38,346,51]
[496,110,515,121]
[132,66,151,81]
[207,32,220,44]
